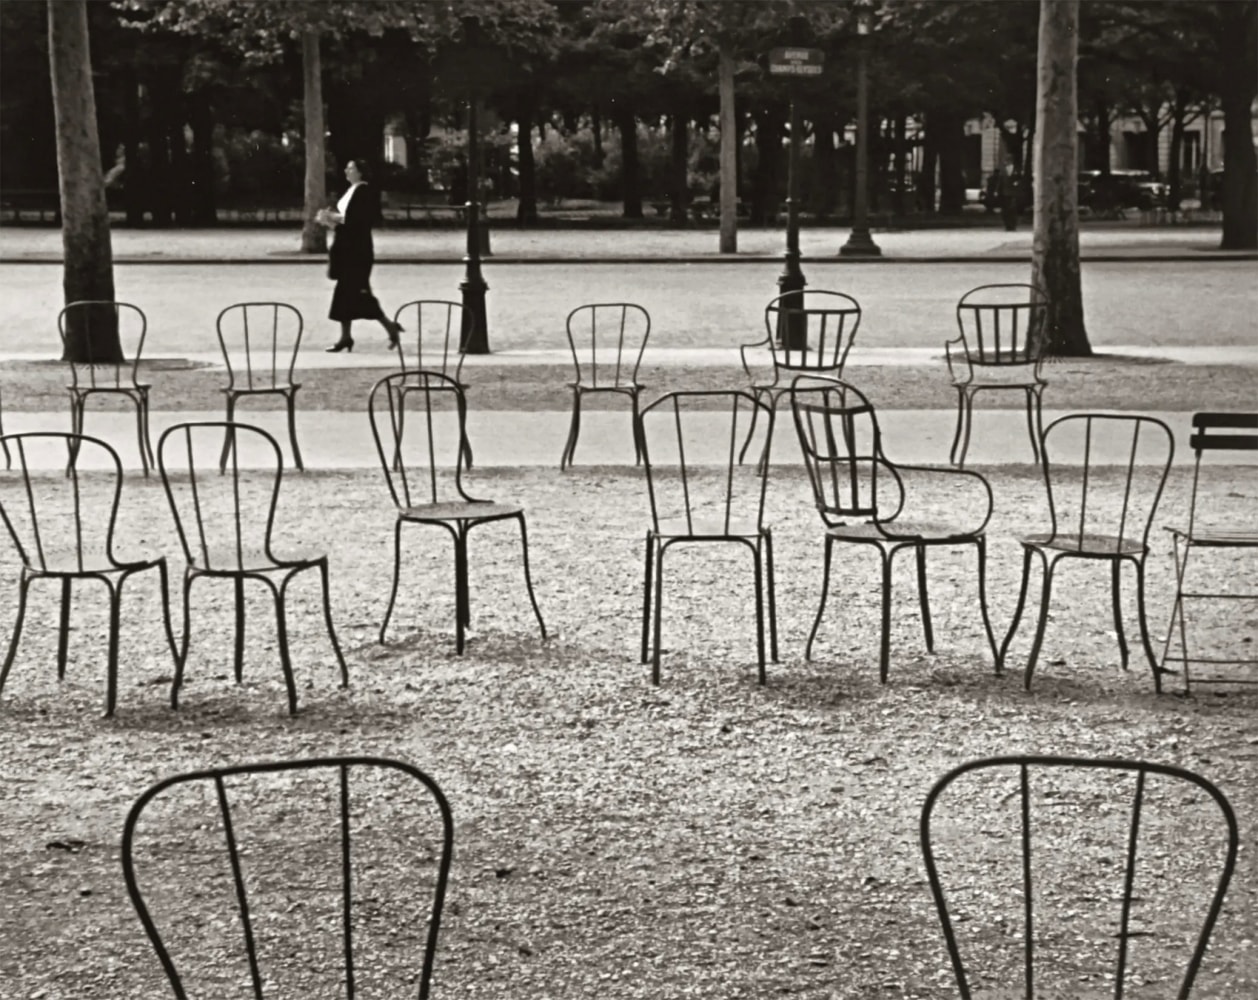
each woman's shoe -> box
[386,321,404,350]
[326,338,354,353]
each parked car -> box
[1078,169,1166,212]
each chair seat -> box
[224,383,300,394]
[24,544,163,575]
[653,517,764,539]
[400,501,522,522]
[69,383,150,393]
[1168,526,1258,547]
[188,545,325,574]
[570,381,642,392]
[826,520,979,543]
[1017,531,1144,556]
[952,366,1044,389]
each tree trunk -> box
[48,0,118,362]
[616,104,642,219]
[188,88,216,225]
[516,97,538,224]
[1167,106,1186,212]
[717,38,737,253]
[1217,1,1257,249]
[300,30,327,254]
[935,110,966,214]
[1031,0,1090,357]
[751,106,784,225]
[669,112,688,223]
[919,124,937,213]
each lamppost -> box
[839,0,881,257]
[459,15,490,354]
[770,16,822,349]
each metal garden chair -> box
[0,431,177,715]
[560,302,651,469]
[921,755,1238,1000]
[368,371,546,653]
[1160,411,1258,692]
[123,756,453,1000]
[157,421,348,715]
[945,283,1049,467]
[639,389,778,685]
[738,290,861,469]
[58,300,156,475]
[391,299,473,469]
[1000,413,1174,691]
[216,302,305,472]
[789,377,998,683]
[0,388,9,469]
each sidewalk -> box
[2,223,1253,264]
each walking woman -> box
[319,158,403,352]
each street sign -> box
[768,47,824,76]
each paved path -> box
[4,407,1249,470]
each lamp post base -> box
[839,228,882,257]
[775,262,807,349]
[459,273,490,354]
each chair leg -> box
[273,577,299,716]
[1023,387,1041,465]
[738,390,763,465]
[172,571,194,710]
[453,527,467,654]
[1111,559,1130,670]
[1024,554,1058,690]
[0,575,32,696]
[630,390,643,466]
[460,429,474,471]
[134,394,150,477]
[515,515,547,640]
[975,538,999,669]
[1031,385,1046,464]
[66,398,84,475]
[391,390,407,472]
[560,388,582,469]
[878,547,894,684]
[232,577,246,684]
[379,519,404,645]
[1133,556,1162,687]
[999,546,1036,673]
[219,395,237,474]
[155,560,178,670]
[956,389,976,468]
[764,529,779,664]
[286,391,305,471]
[652,542,667,685]
[104,576,122,716]
[139,389,156,466]
[805,536,835,661]
[948,387,966,466]
[916,545,934,653]
[459,524,472,628]
[751,544,767,685]
[641,533,655,665]
[1162,535,1191,694]
[318,559,349,688]
[56,577,72,680]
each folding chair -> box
[1160,411,1258,691]
[921,755,1238,999]
[123,756,453,1000]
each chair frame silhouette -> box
[0,388,9,469]
[368,371,546,653]
[122,755,453,1000]
[560,302,651,469]
[639,389,778,685]
[157,421,348,715]
[0,431,177,715]
[1000,413,1174,691]
[58,300,156,476]
[945,283,1049,467]
[738,290,862,469]
[790,378,998,682]
[216,302,306,473]
[921,755,1238,1000]
[1159,411,1258,692]
[391,299,473,469]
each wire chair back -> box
[1040,414,1174,554]
[58,300,147,390]
[0,432,126,573]
[122,756,454,1000]
[566,302,651,390]
[764,290,861,377]
[955,283,1048,367]
[921,755,1238,999]
[1185,411,1258,539]
[392,300,467,383]
[639,390,773,536]
[216,302,303,391]
[789,378,903,529]
[158,421,285,573]
[368,371,474,509]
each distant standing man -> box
[998,163,1020,232]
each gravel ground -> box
[1,464,1255,999]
